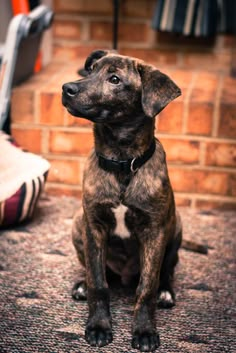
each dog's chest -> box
[111,204,130,239]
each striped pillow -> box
[0,132,50,227]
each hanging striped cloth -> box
[152,0,236,37]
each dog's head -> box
[62,50,181,123]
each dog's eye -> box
[109,75,120,84]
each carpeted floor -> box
[0,195,235,353]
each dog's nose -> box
[62,82,79,97]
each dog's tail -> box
[181,239,208,255]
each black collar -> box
[96,139,156,174]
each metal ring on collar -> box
[130,158,138,173]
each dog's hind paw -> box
[132,331,160,352]
[157,290,175,308]
[72,281,87,300]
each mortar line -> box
[10,122,236,145]
[212,73,224,137]
[199,140,206,166]
[41,128,49,155]
[46,181,82,189]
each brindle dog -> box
[62,50,182,352]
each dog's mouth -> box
[62,93,116,123]
[63,100,108,123]
[65,106,81,117]
[62,95,90,117]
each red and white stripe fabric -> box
[0,131,50,227]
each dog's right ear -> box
[138,63,181,118]
[78,50,109,77]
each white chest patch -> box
[112,204,130,239]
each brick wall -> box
[11,0,236,209]
[52,0,235,75]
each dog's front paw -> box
[132,331,160,352]
[72,281,87,300]
[85,326,113,347]
[157,290,175,308]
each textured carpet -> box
[0,196,235,353]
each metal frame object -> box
[0,5,53,129]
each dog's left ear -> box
[138,64,181,118]
[78,50,109,77]
[84,49,109,73]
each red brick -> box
[119,48,177,66]
[11,128,42,153]
[195,199,236,210]
[170,70,193,89]
[39,93,65,126]
[121,0,156,18]
[65,111,92,127]
[45,184,82,198]
[230,51,236,77]
[182,51,231,72]
[205,142,236,168]
[166,70,190,102]
[157,100,183,134]
[12,76,42,91]
[54,0,112,15]
[222,34,236,48]
[174,195,192,207]
[160,139,200,164]
[49,130,94,156]
[47,159,80,185]
[187,102,213,135]
[53,44,106,61]
[11,91,34,123]
[119,23,148,43]
[169,168,230,196]
[53,20,81,40]
[190,72,218,102]
[90,21,112,42]
[228,173,236,197]
[221,76,236,103]
[169,168,193,193]
[218,103,236,139]
[90,21,148,43]
[18,62,65,88]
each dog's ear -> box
[83,50,109,75]
[138,64,181,118]
[78,50,109,77]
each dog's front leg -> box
[83,215,112,347]
[132,228,166,352]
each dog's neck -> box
[93,115,155,160]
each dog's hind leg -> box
[157,212,182,308]
[72,207,87,300]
